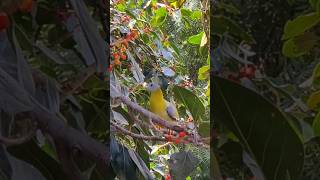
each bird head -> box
[145,82,161,92]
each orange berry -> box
[132,30,139,38]
[0,13,10,31]
[123,39,129,47]
[19,0,34,13]
[113,53,120,60]
[114,59,121,65]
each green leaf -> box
[190,10,202,20]
[169,42,180,55]
[168,151,199,179]
[282,32,319,58]
[110,138,138,180]
[116,3,126,12]
[217,2,241,15]
[313,112,320,136]
[282,12,320,40]
[212,16,255,43]
[8,154,46,180]
[198,65,209,80]
[313,63,320,87]
[181,9,202,20]
[187,32,204,45]
[213,76,304,180]
[151,7,168,27]
[199,121,210,137]
[307,90,320,110]
[309,0,320,12]
[180,8,192,17]
[310,0,318,9]
[172,85,205,121]
[7,140,67,180]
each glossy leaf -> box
[307,90,320,109]
[151,7,167,27]
[282,12,320,40]
[0,67,33,113]
[110,138,138,180]
[217,2,241,15]
[9,154,46,180]
[70,0,108,72]
[313,63,320,87]
[168,151,199,179]
[313,112,320,137]
[128,149,153,180]
[212,15,255,43]
[282,32,319,58]
[187,32,204,45]
[213,76,304,180]
[199,121,210,137]
[172,85,205,121]
[198,65,209,80]
[7,140,67,180]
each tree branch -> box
[60,64,96,97]
[55,140,86,180]
[30,105,110,172]
[111,121,165,141]
[117,96,185,132]
[0,129,36,147]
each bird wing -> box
[165,101,179,121]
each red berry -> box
[120,54,127,60]
[0,13,10,31]
[165,174,171,180]
[108,65,113,72]
[113,53,120,60]
[179,131,186,138]
[174,138,181,144]
[246,67,253,74]
[165,135,172,142]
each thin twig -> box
[61,64,96,97]
[0,128,36,147]
[111,121,165,141]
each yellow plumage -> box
[146,83,179,122]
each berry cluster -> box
[109,29,139,71]
[0,0,34,32]
[165,131,187,144]
[227,64,258,82]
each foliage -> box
[0,0,111,180]
[110,0,210,179]
[211,0,320,179]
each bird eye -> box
[150,84,153,87]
